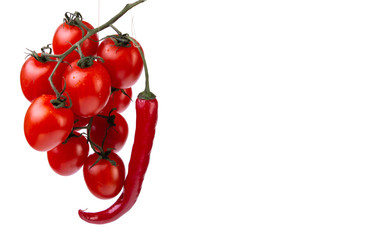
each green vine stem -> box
[43,0,146,105]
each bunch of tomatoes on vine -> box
[20,0,158,224]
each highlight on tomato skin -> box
[83,152,125,200]
[47,132,89,176]
[24,94,74,152]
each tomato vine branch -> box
[28,0,148,166]
[42,0,146,106]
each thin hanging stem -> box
[98,0,100,38]
[127,35,155,100]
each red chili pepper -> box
[78,96,157,224]
[78,34,156,224]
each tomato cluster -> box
[21,13,144,200]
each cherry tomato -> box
[63,60,111,117]
[83,152,125,199]
[52,21,98,63]
[47,132,89,176]
[101,87,132,113]
[24,95,74,151]
[90,111,128,152]
[97,37,143,88]
[20,54,66,102]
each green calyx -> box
[50,95,71,109]
[105,25,133,48]
[77,56,104,68]
[63,11,88,39]
[110,34,132,48]
[26,50,48,63]
[138,89,156,100]
[64,11,83,26]
[97,108,117,127]
[26,44,54,63]
[49,79,72,109]
[89,150,117,169]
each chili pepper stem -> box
[126,36,156,100]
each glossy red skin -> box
[63,60,111,117]
[79,97,158,224]
[101,88,132,113]
[97,37,143,88]
[20,54,65,102]
[83,152,125,199]
[90,111,128,152]
[73,114,90,128]
[52,21,98,63]
[24,95,74,152]
[47,132,89,176]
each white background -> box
[1,0,388,239]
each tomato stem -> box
[86,117,103,153]
[82,116,117,167]
[76,43,85,59]
[110,25,122,36]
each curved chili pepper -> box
[78,97,158,224]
